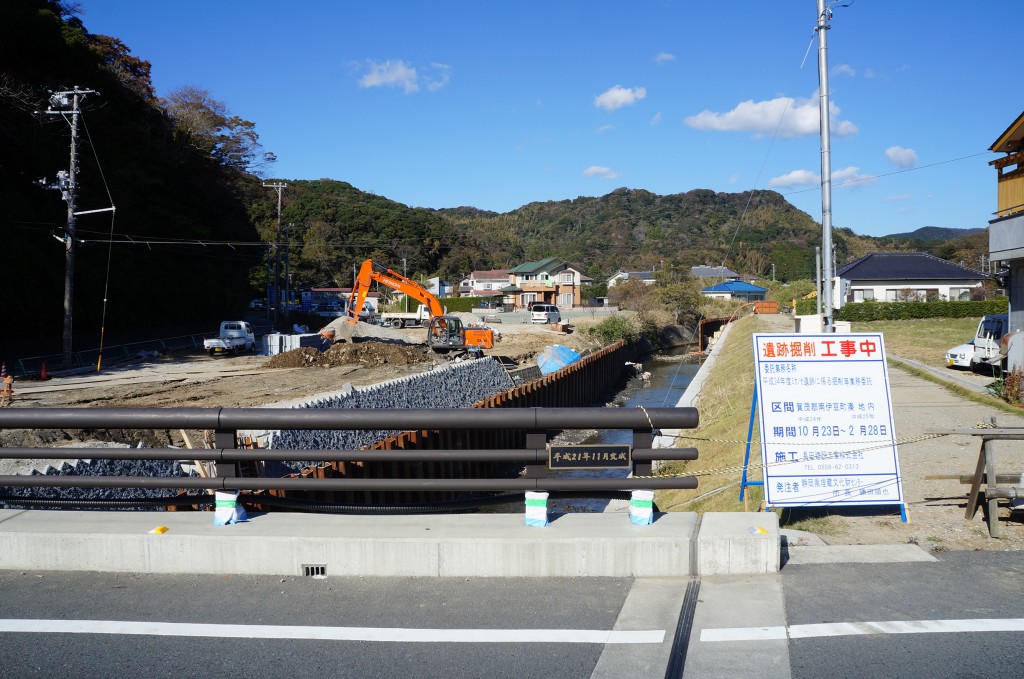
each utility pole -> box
[38,87,97,369]
[816,0,835,333]
[263,181,287,328]
[403,257,408,312]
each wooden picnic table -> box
[931,427,1024,538]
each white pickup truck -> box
[379,305,432,329]
[203,321,256,356]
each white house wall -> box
[833,279,982,306]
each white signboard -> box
[753,333,904,507]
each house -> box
[505,257,586,308]
[462,269,509,298]
[701,280,768,301]
[607,270,656,287]
[690,265,740,280]
[988,109,1024,365]
[423,276,454,298]
[832,252,986,306]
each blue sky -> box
[78,1,1019,238]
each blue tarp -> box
[537,345,582,375]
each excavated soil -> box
[265,341,434,368]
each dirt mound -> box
[266,341,434,369]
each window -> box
[522,274,536,282]
[561,273,574,284]
[949,287,971,301]
[559,292,573,306]
[886,289,899,301]
[483,283,492,290]
[852,289,875,302]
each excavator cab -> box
[427,315,492,355]
[427,315,465,353]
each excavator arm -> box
[346,259,445,324]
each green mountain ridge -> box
[0,0,991,358]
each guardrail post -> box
[214,429,239,479]
[633,428,653,477]
[524,431,547,479]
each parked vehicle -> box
[380,304,431,329]
[945,340,975,369]
[203,321,256,357]
[347,259,494,354]
[530,304,561,324]
[971,314,1008,373]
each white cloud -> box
[358,59,419,93]
[769,166,874,189]
[654,52,676,64]
[832,64,855,77]
[769,169,819,188]
[425,63,452,91]
[650,112,662,126]
[583,165,621,180]
[595,124,615,134]
[685,95,857,139]
[594,86,647,111]
[832,166,876,187]
[885,145,918,168]
[886,193,912,202]
[357,60,452,94]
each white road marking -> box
[701,618,1024,642]
[0,619,664,644]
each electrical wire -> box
[80,110,118,373]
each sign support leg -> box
[739,382,762,505]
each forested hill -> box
[436,188,827,281]
[0,1,989,355]
[1,0,267,347]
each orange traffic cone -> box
[40,361,48,380]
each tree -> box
[162,85,275,174]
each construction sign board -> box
[752,333,904,507]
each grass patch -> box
[656,314,763,514]
[853,318,978,369]
[780,514,848,536]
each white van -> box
[971,313,1008,372]
[530,304,561,324]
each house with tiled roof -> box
[833,252,987,306]
[505,257,585,308]
[701,280,768,301]
[690,265,740,280]
[607,270,656,287]
[461,269,509,297]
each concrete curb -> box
[0,508,780,577]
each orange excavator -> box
[346,259,495,354]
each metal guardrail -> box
[0,407,699,494]
[13,334,215,378]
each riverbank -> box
[654,313,1024,551]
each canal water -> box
[547,351,701,514]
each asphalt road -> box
[782,551,1024,679]
[0,573,683,679]
[3,551,1022,678]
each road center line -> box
[701,618,1024,642]
[0,619,665,644]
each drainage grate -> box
[302,564,327,577]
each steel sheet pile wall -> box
[273,341,628,504]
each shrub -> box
[794,298,1008,320]
[582,314,642,346]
